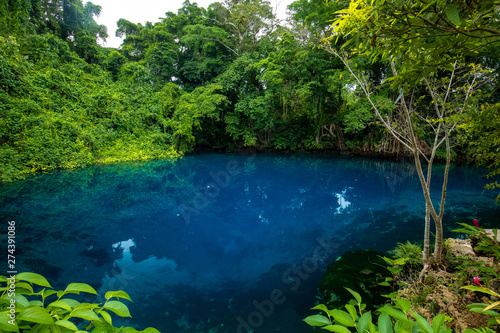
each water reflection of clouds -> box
[99,239,190,298]
[333,187,354,214]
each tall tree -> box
[117,19,178,86]
[327,0,498,265]
[256,32,346,149]
[209,0,276,55]
[168,84,228,152]
[60,0,107,41]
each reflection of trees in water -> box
[1,153,496,258]
[0,158,191,233]
[1,154,494,239]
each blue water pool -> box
[0,152,498,332]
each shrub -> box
[304,287,452,333]
[0,272,159,332]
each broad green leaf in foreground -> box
[105,290,132,302]
[18,306,55,325]
[303,314,331,326]
[103,300,132,317]
[55,319,79,331]
[64,283,98,295]
[16,273,52,288]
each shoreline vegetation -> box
[1,1,498,187]
[307,224,500,333]
[0,142,471,184]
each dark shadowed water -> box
[0,152,498,332]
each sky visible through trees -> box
[86,0,295,48]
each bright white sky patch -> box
[86,0,295,48]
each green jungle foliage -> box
[1,0,500,183]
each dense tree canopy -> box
[0,0,499,186]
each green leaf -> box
[100,310,112,326]
[322,324,351,332]
[15,273,52,288]
[432,314,445,333]
[394,318,413,332]
[70,309,100,321]
[393,258,408,266]
[410,311,433,333]
[13,294,30,309]
[48,300,73,312]
[18,306,55,325]
[488,317,500,326]
[345,304,358,321]
[103,300,132,317]
[380,256,395,266]
[29,300,43,307]
[64,283,97,295]
[378,305,407,320]
[330,309,356,327]
[43,290,58,299]
[445,4,460,26]
[345,287,362,304]
[15,282,34,293]
[55,320,78,331]
[119,328,140,333]
[394,90,404,104]
[461,286,500,298]
[105,290,132,302]
[142,328,161,333]
[74,302,99,311]
[0,312,19,332]
[467,303,500,317]
[304,314,331,326]
[417,1,435,16]
[452,228,475,235]
[60,298,80,309]
[378,312,393,333]
[395,299,412,314]
[311,304,330,314]
[90,327,106,333]
[357,311,372,333]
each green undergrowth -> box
[305,222,500,332]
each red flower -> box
[473,219,479,228]
[473,275,482,287]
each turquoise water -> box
[0,152,498,332]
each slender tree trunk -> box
[423,204,431,263]
[433,133,451,262]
